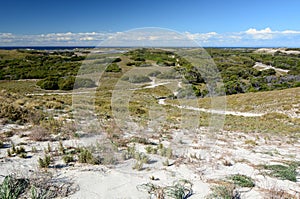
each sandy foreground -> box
[1,121,300,199]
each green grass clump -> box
[137,179,193,199]
[63,155,74,164]
[262,162,299,182]
[105,63,122,72]
[132,161,144,171]
[145,146,158,154]
[228,174,255,187]
[207,183,239,199]
[0,175,29,199]
[78,148,99,164]
[38,155,51,168]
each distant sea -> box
[0,46,94,50]
[0,46,266,50]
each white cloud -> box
[1,28,300,47]
[185,31,218,41]
[245,27,273,40]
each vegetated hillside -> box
[0,48,300,94]
[0,50,84,80]
[123,48,300,95]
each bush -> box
[112,58,122,63]
[207,183,240,199]
[128,75,151,83]
[157,70,179,79]
[262,163,298,182]
[38,76,96,90]
[37,77,59,90]
[58,76,75,90]
[105,63,121,72]
[74,77,96,88]
[228,174,255,187]
[132,161,144,171]
[38,155,51,168]
[0,175,29,199]
[78,148,98,164]
[63,155,74,164]
[148,70,162,77]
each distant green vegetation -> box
[0,50,83,80]
[0,48,300,94]
[37,76,96,90]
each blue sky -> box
[1,0,300,46]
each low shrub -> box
[63,155,74,164]
[128,75,151,83]
[78,148,99,164]
[0,175,29,199]
[105,63,121,72]
[38,155,51,168]
[262,163,298,182]
[228,174,255,187]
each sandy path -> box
[253,62,289,73]
[158,99,264,117]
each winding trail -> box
[158,99,264,117]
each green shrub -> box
[128,75,151,83]
[58,76,75,90]
[148,70,162,77]
[262,163,298,182]
[132,161,144,171]
[105,63,121,72]
[0,175,29,199]
[228,174,255,187]
[59,141,65,154]
[0,140,3,148]
[7,149,12,157]
[38,155,51,168]
[78,148,98,164]
[37,77,59,90]
[74,77,96,88]
[63,155,74,164]
[15,146,26,155]
[207,183,239,199]
[112,58,122,63]
[137,179,193,199]
[18,153,27,158]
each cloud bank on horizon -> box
[1,27,300,47]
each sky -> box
[1,0,300,47]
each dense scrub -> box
[1,48,300,94]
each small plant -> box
[0,140,3,148]
[78,148,98,164]
[63,155,74,164]
[244,139,257,146]
[160,146,173,159]
[145,146,157,154]
[132,161,144,171]
[15,146,26,154]
[207,183,240,199]
[228,174,255,188]
[11,142,16,154]
[18,152,27,158]
[261,162,299,182]
[0,175,29,199]
[47,143,51,153]
[31,146,37,153]
[137,179,193,199]
[163,159,170,166]
[58,141,65,154]
[223,160,233,166]
[38,155,51,168]
[7,149,12,157]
